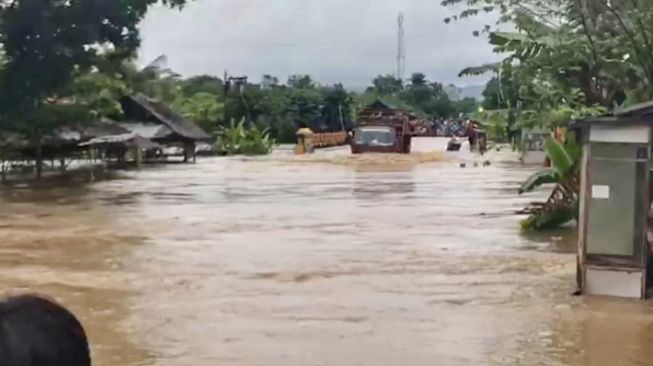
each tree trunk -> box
[1,157,6,184]
[35,141,43,180]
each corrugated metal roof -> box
[573,100,653,128]
[615,100,653,117]
[80,133,162,149]
[119,122,173,139]
[126,94,211,141]
[54,119,132,142]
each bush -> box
[215,119,276,156]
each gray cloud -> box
[138,0,499,87]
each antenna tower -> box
[396,12,406,81]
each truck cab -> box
[351,100,414,154]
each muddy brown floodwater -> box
[2,138,653,366]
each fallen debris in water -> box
[447,138,462,151]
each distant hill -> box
[459,85,485,100]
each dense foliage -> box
[0,0,480,170]
[100,67,479,146]
[215,120,276,156]
[0,0,188,177]
[443,0,653,229]
[445,0,653,141]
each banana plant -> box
[519,135,582,231]
[214,119,276,156]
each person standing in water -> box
[466,120,477,151]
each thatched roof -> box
[124,94,210,141]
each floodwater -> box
[1,138,653,366]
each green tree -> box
[176,92,224,134]
[481,77,503,110]
[255,85,294,143]
[287,74,315,89]
[427,82,454,118]
[181,75,223,96]
[0,0,188,178]
[288,87,323,127]
[262,74,280,88]
[67,72,129,119]
[442,0,653,106]
[321,84,354,131]
[452,97,479,117]
[409,72,428,87]
[403,73,433,111]
[368,75,404,95]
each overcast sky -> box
[138,0,498,88]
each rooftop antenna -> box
[396,12,406,81]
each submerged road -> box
[1,138,652,366]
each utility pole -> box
[222,70,249,126]
[338,103,345,131]
[223,70,228,126]
[396,12,406,82]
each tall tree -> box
[0,0,188,178]
[181,75,223,96]
[287,75,315,89]
[481,77,504,110]
[368,75,404,96]
[321,84,354,131]
[409,73,428,87]
[442,0,653,105]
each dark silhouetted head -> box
[0,294,91,366]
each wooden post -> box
[35,140,43,180]
[135,147,143,168]
[183,141,196,163]
[1,157,5,184]
[87,147,95,182]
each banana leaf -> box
[520,206,576,231]
[458,62,501,77]
[518,169,558,194]
[545,137,574,177]
[563,133,582,164]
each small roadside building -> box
[572,101,653,299]
[120,94,211,161]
